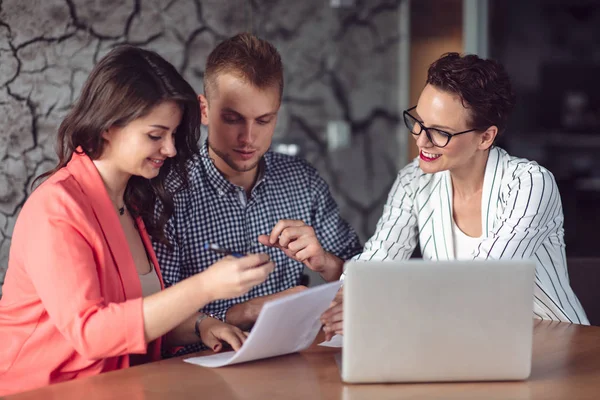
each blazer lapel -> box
[420,172,453,261]
[66,149,141,300]
[480,147,503,237]
[436,171,454,260]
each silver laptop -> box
[342,260,536,383]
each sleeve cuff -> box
[123,297,148,354]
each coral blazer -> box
[0,150,165,395]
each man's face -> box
[200,73,280,176]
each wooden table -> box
[4,320,600,400]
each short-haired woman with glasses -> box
[321,53,588,338]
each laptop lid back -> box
[342,260,535,383]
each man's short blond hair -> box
[204,32,284,101]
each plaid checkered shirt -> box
[154,142,362,355]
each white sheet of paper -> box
[184,280,342,368]
[318,334,343,348]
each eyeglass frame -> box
[403,106,483,148]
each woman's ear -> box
[479,125,498,151]
[102,126,118,144]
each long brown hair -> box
[35,45,200,246]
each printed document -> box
[184,281,342,367]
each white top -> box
[139,262,161,297]
[452,220,482,260]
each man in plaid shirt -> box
[154,33,361,355]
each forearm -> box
[225,301,260,330]
[142,274,214,343]
[164,313,201,347]
[319,252,344,282]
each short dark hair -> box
[204,32,284,101]
[426,52,516,135]
[36,45,201,246]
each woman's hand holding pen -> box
[202,254,275,300]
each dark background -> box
[490,0,600,257]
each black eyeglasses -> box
[403,106,480,148]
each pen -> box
[204,242,245,258]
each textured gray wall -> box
[0,0,404,291]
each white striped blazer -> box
[351,146,589,325]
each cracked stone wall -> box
[0,0,405,292]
